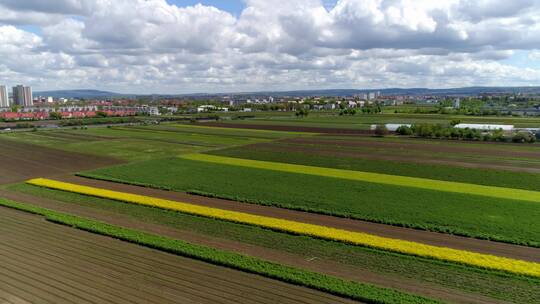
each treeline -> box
[58,116,140,127]
[395,124,538,143]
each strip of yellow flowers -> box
[27,178,540,278]
[180,154,540,203]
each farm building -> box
[454,124,514,131]
[370,124,412,132]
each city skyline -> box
[1,0,540,94]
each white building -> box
[454,124,514,131]
[0,85,8,108]
[370,124,412,132]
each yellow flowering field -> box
[180,154,540,203]
[27,178,540,278]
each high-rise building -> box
[0,85,8,108]
[13,85,33,107]
[23,86,33,106]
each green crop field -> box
[79,156,540,247]
[8,183,540,304]
[179,154,540,203]
[0,124,301,161]
[208,145,540,191]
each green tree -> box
[374,124,389,137]
[49,112,62,120]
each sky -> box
[0,0,540,94]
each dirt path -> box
[0,139,122,185]
[0,191,509,304]
[0,207,356,304]
[34,175,540,263]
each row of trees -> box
[394,124,538,143]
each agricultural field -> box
[0,124,302,161]
[201,111,540,131]
[79,155,540,247]
[208,136,540,190]
[0,207,356,304]
[2,119,540,303]
[4,182,540,304]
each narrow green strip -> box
[181,154,540,203]
[0,199,441,304]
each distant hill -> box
[34,86,540,99]
[232,86,540,97]
[34,89,132,99]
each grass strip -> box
[180,154,540,203]
[0,198,440,304]
[26,178,540,278]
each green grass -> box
[7,183,540,304]
[0,198,440,304]
[79,157,540,247]
[208,146,540,191]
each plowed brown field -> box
[0,207,357,304]
[0,138,121,185]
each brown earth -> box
[200,122,374,134]
[0,191,510,304]
[0,207,356,304]
[241,141,540,173]
[0,138,122,185]
[43,175,540,263]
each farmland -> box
[5,182,540,304]
[208,136,540,190]
[80,156,540,247]
[200,112,540,130]
[0,124,302,161]
[2,117,540,303]
[0,206,358,304]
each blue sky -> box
[167,0,246,15]
[503,51,540,69]
[166,0,338,15]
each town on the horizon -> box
[1,84,540,122]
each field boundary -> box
[180,154,540,203]
[0,198,440,304]
[26,178,540,278]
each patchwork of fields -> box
[80,155,540,247]
[24,178,540,278]
[2,117,540,304]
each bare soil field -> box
[0,138,121,185]
[0,190,508,304]
[0,207,356,304]
[200,122,374,134]
[48,176,540,263]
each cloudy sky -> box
[1,0,540,94]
